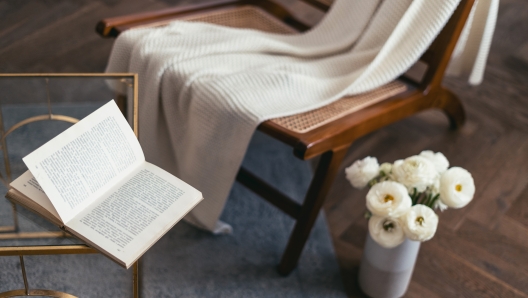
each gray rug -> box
[0,103,344,297]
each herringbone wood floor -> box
[1,0,527,297]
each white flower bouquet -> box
[346,150,475,248]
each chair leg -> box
[278,146,349,275]
[438,87,466,130]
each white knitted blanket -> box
[106,0,497,233]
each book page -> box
[23,101,144,224]
[9,170,61,224]
[66,162,203,268]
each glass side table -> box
[0,73,139,298]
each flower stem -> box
[429,194,440,208]
[411,188,418,205]
[423,193,432,207]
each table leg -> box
[133,259,140,298]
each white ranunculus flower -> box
[392,155,437,192]
[368,215,406,248]
[401,204,438,241]
[433,198,448,211]
[439,167,475,208]
[419,150,449,173]
[345,156,379,189]
[366,181,412,217]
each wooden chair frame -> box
[97,0,475,275]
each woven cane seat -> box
[270,82,407,133]
[183,6,407,134]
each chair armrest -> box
[96,0,326,37]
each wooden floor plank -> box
[324,192,366,238]
[414,242,528,298]
[0,0,172,73]
[432,223,528,293]
[456,219,528,267]
[405,282,442,298]
[490,215,528,249]
[505,182,528,227]
[0,1,85,54]
[338,216,368,251]
[439,131,528,230]
[466,137,528,228]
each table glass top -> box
[0,74,137,248]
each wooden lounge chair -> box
[96,0,475,275]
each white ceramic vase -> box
[358,234,421,298]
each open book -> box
[7,101,203,269]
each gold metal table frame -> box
[0,73,140,298]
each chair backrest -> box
[417,0,474,90]
[97,0,474,91]
[260,0,475,91]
